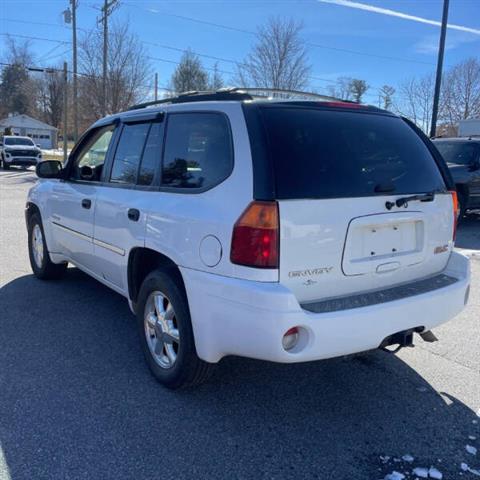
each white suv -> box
[26,90,471,388]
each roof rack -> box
[128,87,348,110]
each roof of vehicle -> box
[1,135,34,140]
[433,137,480,143]
[93,88,395,128]
[2,135,32,138]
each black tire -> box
[457,192,468,222]
[28,213,67,279]
[2,155,9,170]
[136,269,215,389]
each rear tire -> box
[28,213,67,279]
[136,269,215,389]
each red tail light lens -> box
[451,190,459,241]
[230,201,279,268]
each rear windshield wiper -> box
[385,192,435,210]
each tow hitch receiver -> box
[380,329,416,353]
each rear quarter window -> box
[260,107,446,199]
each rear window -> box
[260,107,446,199]
[434,141,479,165]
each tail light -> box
[450,190,459,241]
[230,201,279,268]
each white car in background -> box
[25,89,470,389]
[0,135,42,170]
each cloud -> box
[318,0,480,36]
[415,32,480,54]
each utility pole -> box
[430,0,449,138]
[99,0,119,116]
[63,62,68,163]
[71,0,78,141]
[63,2,78,141]
[154,73,158,101]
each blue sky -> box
[1,0,479,103]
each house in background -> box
[0,114,58,149]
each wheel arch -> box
[25,201,41,225]
[127,247,185,305]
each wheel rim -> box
[32,224,44,268]
[144,291,180,369]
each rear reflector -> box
[230,201,279,268]
[282,327,299,351]
[450,190,459,241]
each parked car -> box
[433,137,480,217]
[26,89,470,389]
[0,135,42,170]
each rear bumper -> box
[181,251,470,364]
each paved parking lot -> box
[0,168,479,480]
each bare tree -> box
[349,79,369,103]
[397,73,435,134]
[36,68,65,128]
[236,17,311,91]
[208,63,224,91]
[78,21,151,126]
[441,57,480,128]
[0,37,36,116]
[327,77,353,101]
[379,85,395,110]
[170,50,209,94]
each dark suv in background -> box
[433,137,480,217]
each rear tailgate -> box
[279,195,454,303]
[259,104,454,303]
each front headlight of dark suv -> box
[5,149,14,155]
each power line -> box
[122,3,437,67]
[0,32,70,45]
[0,17,88,32]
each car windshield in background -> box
[5,137,35,146]
[260,107,446,200]
[434,141,479,165]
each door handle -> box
[81,198,91,209]
[128,208,140,222]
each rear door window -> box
[260,107,446,199]
[137,122,163,186]
[161,112,233,189]
[110,123,150,185]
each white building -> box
[0,114,58,149]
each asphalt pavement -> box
[0,168,479,480]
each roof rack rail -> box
[128,87,350,110]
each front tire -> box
[1,155,9,170]
[136,269,215,389]
[28,213,67,279]
[457,191,468,222]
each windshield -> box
[260,107,446,199]
[434,141,479,165]
[4,137,35,146]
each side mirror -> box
[36,160,63,179]
[36,144,41,148]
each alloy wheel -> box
[144,291,180,369]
